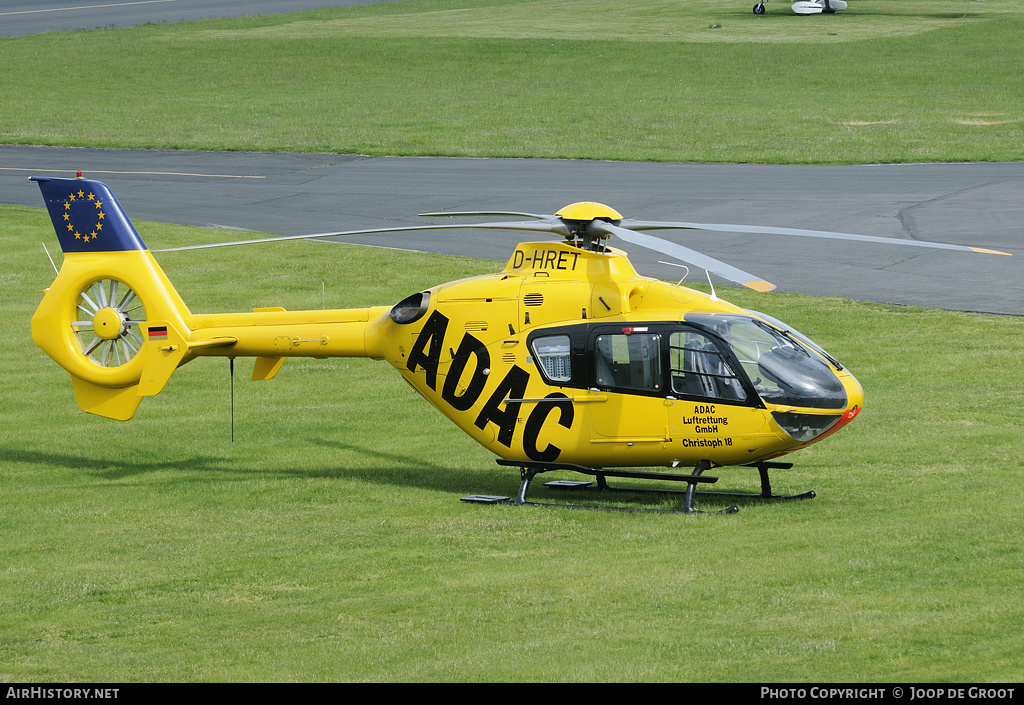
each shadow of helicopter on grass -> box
[1,442,763,513]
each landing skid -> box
[461,460,815,515]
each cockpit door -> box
[664,326,766,449]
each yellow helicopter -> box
[29,175,1011,513]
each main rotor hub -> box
[555,202,623,251]
[555,202,623,223]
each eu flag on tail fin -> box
[32,176,147,253]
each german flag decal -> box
[148,326,168,341]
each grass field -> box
[2,206,1023,681]
[0,0,1021,163]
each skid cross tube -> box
[461,459,816,514]
[491,459,735,514]
[710,461,817,502]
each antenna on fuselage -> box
[230,358,235,442]
[705,270,718,301]
[42,243,59,275]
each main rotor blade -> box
[620,219,1011,256]
[419,210,555,220]
[590,221,775,292]
[153,219,569,252]
[410,218,572,237]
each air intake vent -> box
[523,292,544,307]
[464,321,488,331]
[502,353,517,365]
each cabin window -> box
[669,330,747,402]
[593,333,662,392]
[532,335,572,382]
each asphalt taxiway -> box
[3,145,1022,315]
[0,0,404,37]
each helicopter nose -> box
[808,373,864,443]
[820,402,862,442]
[773,369,864,445]
[842,371,864,417]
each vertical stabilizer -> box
[31,176,194,420]
[32,177,148,254]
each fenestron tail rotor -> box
[72,278,147,368]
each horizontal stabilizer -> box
[252,356,287,381]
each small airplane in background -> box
[754,0,848,14]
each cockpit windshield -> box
[745,309,843,370]
[684,313,847,410]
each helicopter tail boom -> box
[30,176,383,420]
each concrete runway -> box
[3,145,1022,315]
